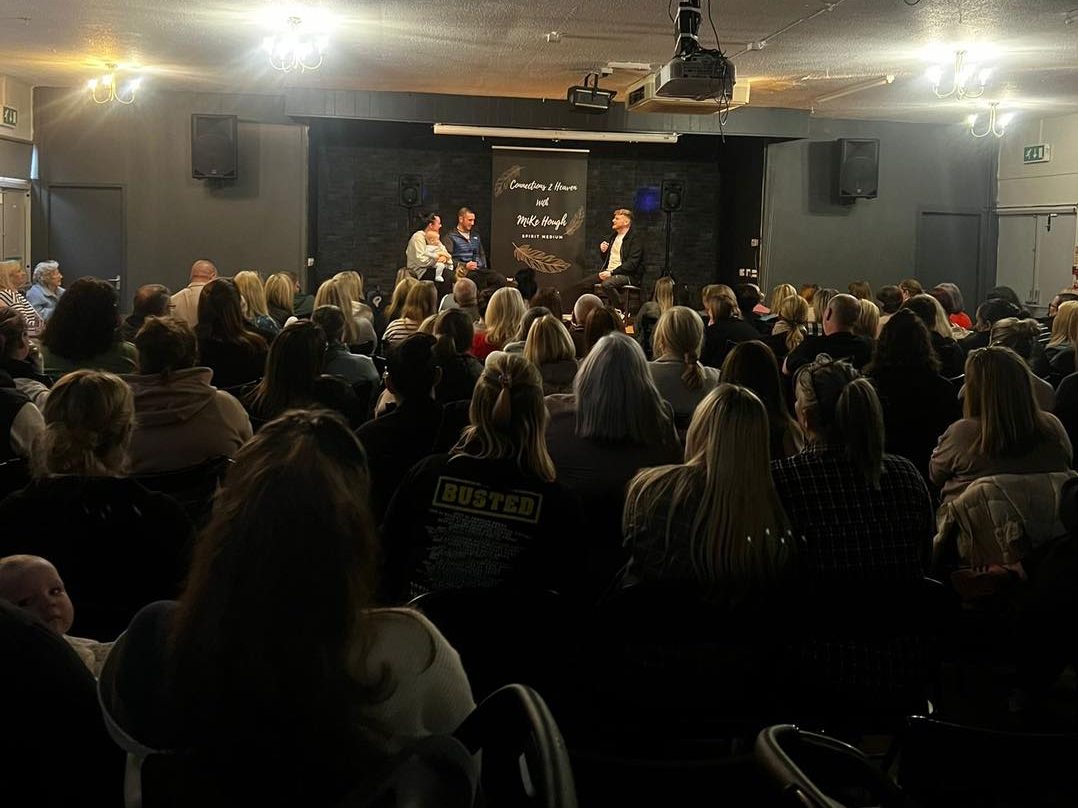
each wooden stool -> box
[593,283,643,316]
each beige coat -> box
[170,282,208,327]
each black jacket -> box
[599,227,645,283]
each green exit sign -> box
[1023,143,1051,164]
[0,106,15,128]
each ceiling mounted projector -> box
[567,73,616,113]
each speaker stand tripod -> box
[663,209,674,278]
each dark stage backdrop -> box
[490,147,588,294]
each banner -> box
[490,147,589,293]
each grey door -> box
[916,211,983,307]
[996,214,1038,306]
[1,188,29,266]
[46,185,125,296]
[995,212,1077,313]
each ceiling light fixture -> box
[967,103,1013,138]
[814,74,895,104]
[432,124,678,144]
[86,64,141,105]
[928,49,990,100]
[262,16,328,73]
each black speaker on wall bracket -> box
[837,138,879,201]
[192,114,238,180]
[399,175,423,208]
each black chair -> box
[408,588,570,705]
[352,380,377,424]
[455,684,578,808]
[0,455,30,500]
[592,283,643,316]
[754,724,905,808]
[896,716,1078,806]
[132,456,232,527]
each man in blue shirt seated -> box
[444,207,505,291]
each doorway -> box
[915,210,984,307]
[0,184,30,267]
[45,184,126,297]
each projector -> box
[567,84,616,113]
[654,54,736,101]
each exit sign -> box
[1023,143,1051,164]
[0,106,15,128]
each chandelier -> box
[86,65,141,105]
[926,50,991,100]
[967,103,1013,139]
[262,16,328,73]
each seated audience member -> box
[0,305,50,407]
[431,309,482,405]
[931,347,1072,503]
[245,321,363,429]
[721,341,804,460]
[570,293,604,358]
[805,286,838,336]
[852,298,880,340]
[800,283,819,312]
[635,276,676,360]
[234,271,282,337]
[847,280,872,301]
[648,305,721,427]
[865,310,960,485]
[0,368,43,463]
[334,270,376,321]
[514,267,538,302]
[382,352,578,600]
[195,278,269,390]
[763,294,808,363]
[734,283,770,334]
[123,316,253,473]
[990,317,1055,410]
[311,304,379,387]
[583,306,624,355]
[961,297,1023,353]
[0,260,43,339]
[356,334,443,522]
[287,271,314,318]
[108,411,473,804]
[0,554,112,676]
[700,284,759,368]
[25,261,65,323]
[621,384,794,596]
[170,259,217,327]
[40,277,137,377]
[530,286,564,320]
[264,272,296,329]
[439,277,480,324]
[875,285,902,333]
[315,277,379,353]
[1046,300,1078,384]
[383,280,437,349]
[986,285,1025,310]
[523,313,577,395]
[900,293,966,378]
[784,293,873,375]
[472,286,525,360]
[120,284,172,342]
[774,357,934,580]
[0,370,191,639]
[502,306,552,354]
[934,282,972,330]
[766,283,799,316]
[899,278,924,301]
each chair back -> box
[0,455,30,500]
[455,684,577,808]
[132,456,233,527]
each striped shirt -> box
[0,289,43,338]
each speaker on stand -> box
[660,179,683,277]
[399,174,423,237]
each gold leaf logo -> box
[512,243,572,274]
[564,206,585,236]
[494,165,522,197]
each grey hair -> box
[574,332,672,443]
[32,261,59,285]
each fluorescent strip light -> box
[432,123,678,144]
[815,75,895,105]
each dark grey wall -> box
[762,117,998,301]
[31,88,308,304]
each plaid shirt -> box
[771,444,933,580]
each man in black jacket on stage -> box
[595,208,644,311]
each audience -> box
[120,283,172,342]
[721,340,804,460]
[1046,300,1078,383]
[784,293,872,375]
[0,304,50,407]
[245,321,363,429]
[0,370,191,639]
[570,293,604,358]
[635,276,676,360]
[383,274,419,324]
[382,351,577,600]
[0,361,44,464]
[990,317,1055,410]
[194,278,268,389]
[503,305,552,354]
[288,270,315,317]
[734,283,769,332]
[847,280,872,301]
[901,292,966,377]
[123,316,253,473]
[40,277,137,377]
[530,285,564,320]
[383,279,437,349]
[315,276,379,353]
[648,305,720,428]
[701,284,759,368]
[523,313,578,396]
[875,285,902,333]
[933,282,972,330]
[852,298,880,340]
[0,259,44,339]
[264,271,296,328]
[621,383,794,599]
[806,286,838,335]
[899,278,924,300]
[170,259,217,327]
[108,410,473,804]
[931,347,1072,503]
[763,294,808,363]
[583,305,624,355]
[865,309,960,485]
[25,260,65,323]
[440,276,479,324]
[431,308,482,405]
[962,297,1023,353]
[234,270,282,336]
[472,286,525,360]
[311,304,379,387]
